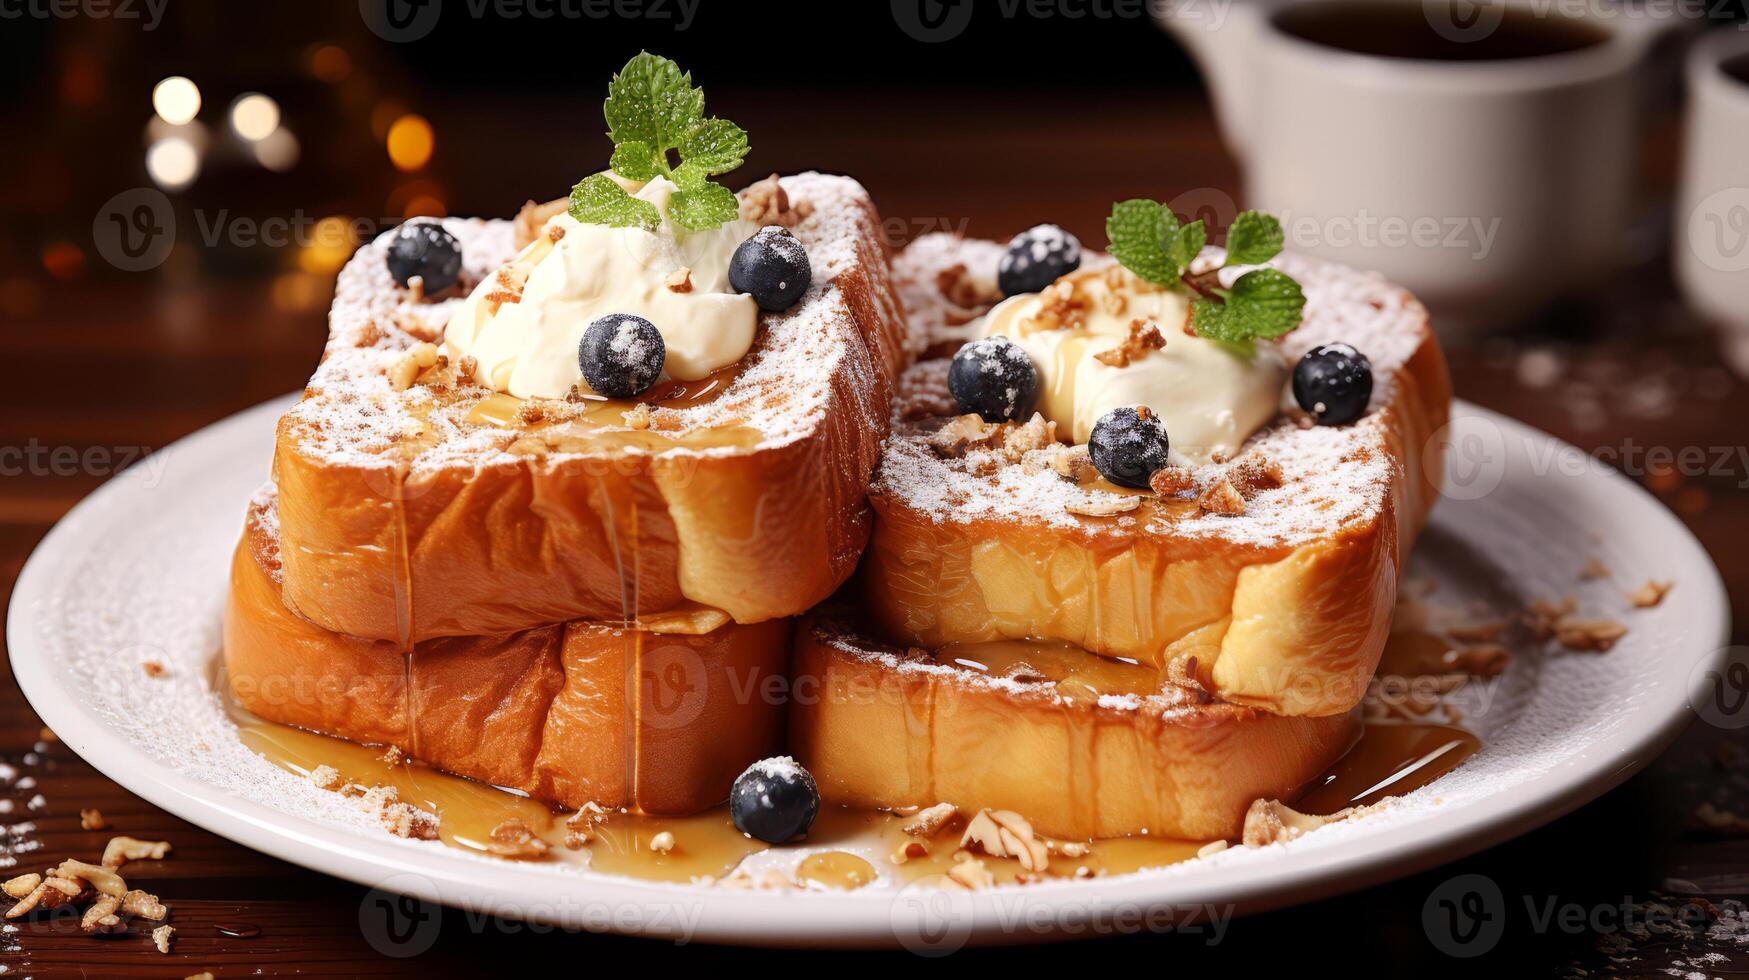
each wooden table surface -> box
[4,95,1747,976]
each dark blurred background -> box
[7,2,1749,976]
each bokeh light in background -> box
[252,128,300,172]
[151,76,200,126]
[386,114,434,172]
[145,137,200,190]
[230,93,280,142]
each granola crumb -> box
[1579,557,1611,580]
[102,836,171,870]
[1197,840,1230,858]
[738,173,812,227]
[1148,465,1197,496]
[903,802,958,837]
[142,661,166,678]
[1198,477,1247,516]
[1554,617,1629,652]
[1048,445,1098,484]
[1626,580,1672,608]
[622,402,653,430]
[665,267,693,293]
[79,808,107,831]
[153,923,175,954]
[649,831,676,854]
[960,808,1050,871]
[309,765,342,791]
[1066,494,1141,517]
[1227,453,1284,497]
[485,817,550,860]
[1092,318,1167,368]
[946,855,995,890]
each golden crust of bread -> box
[860,245,1451,717]
[788,616,1360,841]
[272,174,907,646]
[226,496,788,815]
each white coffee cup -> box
[1160,0,1684,335]
[1674,29,1749,366]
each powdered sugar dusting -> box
[283,174,894,470]
[878,239,1435,548]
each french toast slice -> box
[226,488,788,815]
[865,237,1451,717]
[273,174,907,646]
[789,615,1359,841]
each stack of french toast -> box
[224,53,1451,854]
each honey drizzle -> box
[1298,721,1481,815]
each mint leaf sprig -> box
[569,52,750,233]
[1105,202,1304,353]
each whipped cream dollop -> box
[980,266,1287,463]
[444,174,758,400]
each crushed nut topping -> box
[1197,840,1230,858]
[1093,318,1167,368]
[1022,279,1091,333]
[1066,494,1142,518]
[889,841,929,865]
[1580,557,1612,581]
[1049,445,1098,484]
[102,836,171,870]
[1198,477,1247,516]
[485,264,526,306]
[79,808,107,831]
[1241,799,1363,847]
[2,874,41,899]
[1446,621,1505,644]
[666,267,694,293]
[142,660,166,678]
[926,414,1000,458]
[1148,465,1196,496]
[903,802,959,837]
[564,802,608,850]
[1554,617,1629,652]
[1626,580,1672,608]
[309,765,342,791]
[153,923,176,954]
[739,174,813,228]
[486,817,550,860]
[960,808,1050,872]
[649,831,677,854]
[514,198,568,249]
[360,787,439,841]
[389,342,442,392]
[945,856,995,890]
[1227,453,1284,497]
[622,402,654,430]
[935,262,997,310]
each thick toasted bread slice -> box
[865,237,1451,717]
[789,616,1359,840]
[227,488,788,815]
[273,174,906,646]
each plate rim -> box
[6,396,1732,948]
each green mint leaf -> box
[669,160,708,190]
[609,141,659,182]
[1191,267,1305,343]
[681,118,749,175]
[1106,199,1181,286]
[569,173,660,232]
[604,51,703,150]
[1223,210,1285,267]
[1166,219,1207,274]
[668,182,740,232]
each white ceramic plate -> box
[7,398,1730,950]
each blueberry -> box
[578,314,665,398]
[1089,406,1171,490]
[998,224,1082,297]
[729,226,811,312]
[948,337,1039,423]
[1292,343,1373,425]
[730,757,819,844]
[386,222,463,294]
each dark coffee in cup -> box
[1273,1,1610,62]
